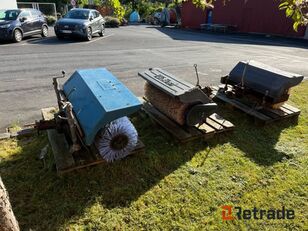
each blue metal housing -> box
[63,68,141,145]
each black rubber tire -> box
[85,27,92,41]
[13,29,23,43]
[98,24,105,37]
[41,25,48,37]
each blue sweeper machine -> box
[35,68,142,164]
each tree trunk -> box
[0,177,19,231]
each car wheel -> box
[85,27,92,41]
[41,25,48,37]
[13,29,23,43]
[98,24,105,37]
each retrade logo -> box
[221,205,234,220]
[221,206,295,221]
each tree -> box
[105,0,125,20]
[279,0,308,30]
[0,177,19,231]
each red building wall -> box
[181,0,306,37]
[212,0,305,37]
[181,0,207,29]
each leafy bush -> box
[105,0,125,21]
[45,15,57,26]
[81,0,125,21]
[136,1,164,21]
[105,16,120,28]
[124,4,133,20]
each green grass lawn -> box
[0,82,307,230]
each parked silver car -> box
[54,8,105,41]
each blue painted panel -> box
[63,68,141,145]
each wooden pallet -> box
[212,87,301,124]
[141,100,234,143]
[41,107,145,174]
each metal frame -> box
[17,2,57,17]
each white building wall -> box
[0,0,18,10]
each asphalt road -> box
[0,25,307,131]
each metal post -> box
[65,102,81,153]
[53,3,57,18]
[52,71,66,109]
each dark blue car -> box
[0,9,48,43]
[54,9,105,41]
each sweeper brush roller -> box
[139,68,217,126]
[95,117,138,162]
[144,82,192,125]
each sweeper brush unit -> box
[95,117,138,162]
[139,67,217,126]
[220,60,304,108]
[36,68,142,162]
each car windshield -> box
[0,10,20,21]
[64,10,89,20]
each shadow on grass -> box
[0,113,213,230]
[0,106,297,229]
[208,104,298,166]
